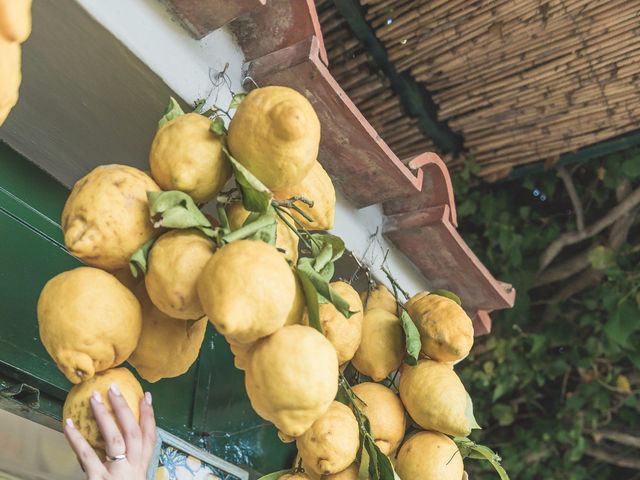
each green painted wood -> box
[0,143,293,474]
[332,0,463,154]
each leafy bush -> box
[455,153,640,479]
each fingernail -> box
[110,383,121,396]
[91,391,103,403]
[65,418,74,428]
[144,391,153,406]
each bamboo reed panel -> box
[316,0,640,179]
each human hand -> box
[63,384,157,480]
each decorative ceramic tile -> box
[151,429,248,480]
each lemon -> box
[273,161,335,231]
[360,284,397,314]
[406,294,474,363]
[127,285,207,383]
[228,86,320,190]
[281,474,312,480]
[62,368,143,451]
[37,267,142,384]
[226,202,299,263]
[145,229,215,320]
[395,431,464,480]
[0,37,20,126]
[351,308,404,382]
[228,340,254,371]
[303,281,363,365]
[149,113,231,203]
[197,240,304,344]
[323,464,358,479]
[245,325,339,437]
[297,401,360,475]
[398,360,471,437]
[61,165,161,270]
[0,0,31,43]
[351,382,406,455]
[404,291,428,312]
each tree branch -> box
[586,446,640,470]
[558,166,585,232]
[592,430,640,449]
[534,248,592,287]
[539,184,640,271]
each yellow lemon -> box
[62,368,143,451]
[404,291,429,312]
[149,113,231,203]
[197,240,303,344]
[128,285,207,383]
[297,401,360,475]
[351,382,406,455]
[395,431,464,480]
[303,281,363,365]
[406,293,473,363]
[61,165,161,270]
[281,474,312,480]
[245,325,339,437]
[273,161,335,231]
[228,340,254,371]
[37,267,142,384]
[228,86,320,190]
[226,202,299,263]
[0,37,20,126]
[145,229,215,320]
[351,308,404,382]
[360,284,397,314]
[398,360,471,437]
[0,0,31,43]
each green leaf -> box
[147,191,215,238]
[297,258,355,318]
[465,392,482,430]
[297,266,323,334]
[365,437,380,479]
[224,147,273,213]
[399,309,421,365]
[158,97,184,129]
[358,444,371,480]
[371,440,401,480]
[587,245,617,270]
[222,210,277,245]
[604,303,640,349]
[229,92,247,109]
[210,116,227,136]
[129,237,157,278]
[429,289,462,306]
[257,470,293,480]
[454,438,510,480]
[621,157,640,179]
[310,233,346,267]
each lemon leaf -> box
[297,258,354,318]
[224,147,273,214]
[465,392,482,430]
[358,444,371,480]
[310,233,345,270]
[222,210,277,245]
[372,441,400,480]
[454,438,510,480]
[147,191,216,238]
[210,116,227,136]
[129,237,157,278]
[297,264,323,334]
[257,470,293,479]
[158,97,184,129]
[400,308,421,365]
[229,92,247,109]
[429,289,462,305]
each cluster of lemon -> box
[35,83,479,479]
[281,284,476,480]
[0,0,31,125]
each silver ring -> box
[105,453,127,462]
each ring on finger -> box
[105,453,127,462]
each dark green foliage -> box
[455,152,640,479]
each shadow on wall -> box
[0,409,83,480]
